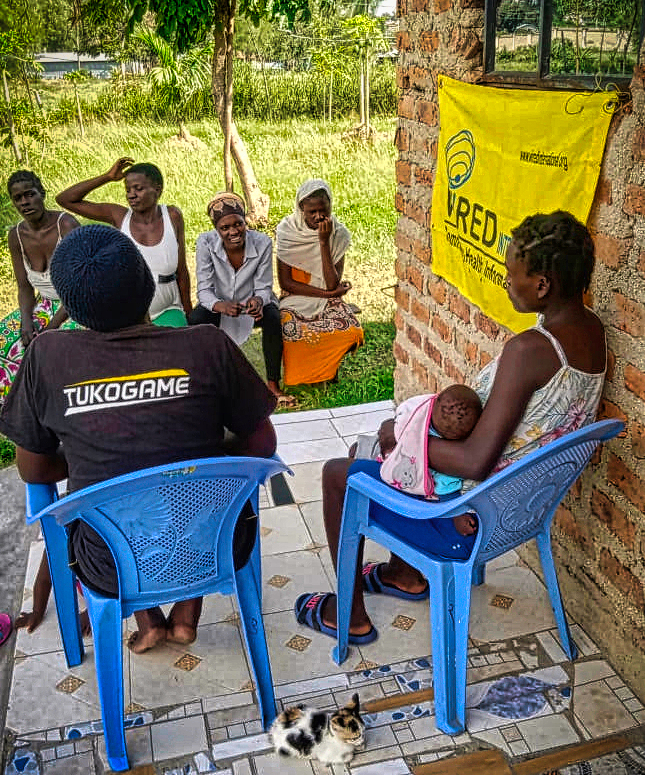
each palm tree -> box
[134,27,212,142]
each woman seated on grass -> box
[294,210,607,644]
[277,179,364,386]
[56,157,191,327]
[189,192,293,406]
[2,170,80,404]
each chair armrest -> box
[346,472,476,521]
[25,483,59,523]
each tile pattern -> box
[4,402,645,775]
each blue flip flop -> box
[361,563,429,601]
[294,593,378,645]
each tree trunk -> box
[2,70,22,163]
[364,56,370,133]
[211,5,269,224]
[359,65,365,126]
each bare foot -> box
[319,594,373,638]
[166,598,202,646]
[453,513,478,536]
[166,623,197,645]
[267,380,297,408]
[127,628,166,654]
[15,610,45,634]
[80,609,91,637]
[376,563,427,596]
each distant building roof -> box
[36,52,114,63]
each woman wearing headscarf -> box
[189,192,292,406]
[277,179,364,386]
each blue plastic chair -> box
[26,456,289,772]
[332,420,624,735]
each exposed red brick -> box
[571,478,583,500]
[428,277,446,305]
[398,94,415,120]
[411,297,430,326]
[412,358,430,389]
[406,265,424,294]
[597,398,627,424]
[429,140,438,159]
[396,30,412,53]
[593,233,627,270]
[432,313,452,343]
[600,548,645,611]
[406,322,422,349]
[475,311,500,341]
[592,488,636,547]
[625,363,645,401]
[395,285,410,313]
[612,292,645,337]
[394,125,409,152]
[459,0,484,7]
[396,160,412,186]
[443,355,465,383]
[607,453,645,513]
[433,0,451,12]
[633,127,645,162]
[418,31,440,53]
[631,420,645,459]
[394,256,408,282]
[406,64,433,90]
[479,350,493,369]
[396,0,407,14]
[451,30,483,60]
[424,337,443,365]
[394,191,405,214]
[394,229,412,255]
[414,166,434,187]
[554,504,589,549]
[456,330,478,364]
[448,291,470,324]
[594,177,612,206]
[413,238,432,265]
[394,309,405,332]
[417,99,439,127]
[393,340,409,365]
[624,184,645,217]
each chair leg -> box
[536,531,577,660]
[425,563,470,735]
[40,516,84,668]
[471,563,486,586]
[332,489,367,667]
[235,559,276,729]
[83,586,129,772]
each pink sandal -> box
[0,613,12,647]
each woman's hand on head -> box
[214,300,243,317]
[107,157,135,182]
[244,296,264,320]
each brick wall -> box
[394,2,645,695]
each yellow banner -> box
[431,76,615,332]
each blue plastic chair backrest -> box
[460,419,622,565]
[27,457,286,605]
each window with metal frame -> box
[483,0,644,90]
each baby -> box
[351,384,482,498]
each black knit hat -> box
[50,225,155,332]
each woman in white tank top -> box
[1,170,80,404]
[305,211,608,644]
[57,158,192,327]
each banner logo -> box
[446,129,475,190]
[63,369,190,416]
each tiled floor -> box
[3,400,644,774]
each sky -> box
[377,0,396,14]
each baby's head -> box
[432,384,482,440]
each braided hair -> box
[7,170,45,197]
[511,211,595,298]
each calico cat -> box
[270,693,365,764]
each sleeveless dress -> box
[120,205,186,327]
[349,316,606,560]
[0,214,80,405]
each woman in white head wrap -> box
[276,179,364,385]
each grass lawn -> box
[0,115,398,461]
